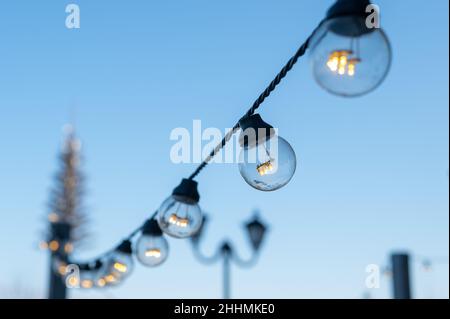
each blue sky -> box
[0,0,448,298]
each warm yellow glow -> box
[327,50,360,77]
[348,64,355,76]
[105,274,117,283]
[113,262,128,273]
[145,249,162,258]
[81,279,94,289]
[97,278,106,287]
[67,276,79,287]
[326,54,339,72]
[48,212,59,223]
[49,240,60,252]
[58,264,67,276]
[169,214,189,228]
[39,241,48,250]
[64,243,73,253]
[256,160,274,176]
[347,58,360,77]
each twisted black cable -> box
[62,20,324,271]
[188,20,324,180]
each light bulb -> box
[77,263,97,289]
[238,114,296,191]
[49,240,60,252]
[309,0,391,97]
[100,240,134,286]
[136,218,169,267]
[52,258,68,276]
[96,278,106,288]
[81,279,94,289]
[157,179,203,238]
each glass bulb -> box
[157,195,203,238]
[52,258,68,276]
[309,16,391,97]
[100,251,134,286]
[79,270,95,289]
[136,234,169,267]
[239,134,296,191]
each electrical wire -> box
[50,19,325,275]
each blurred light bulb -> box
[48,212,59,223]
[136,218,169,267]
[99,241,134,286]
[67,276,79,287]
[96,278,106,288]
[113,262,128,273]
[52,258,68,276]
[309,2,391,97]
[39,241,49,250]
[78,264,98,290]
[238,114,296,191]
[64,242,74,253]
[49,240,60,252]
[104,273,119,284]
[157,179,203,238]
[81,279,94,289]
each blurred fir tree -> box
[44,125,89,299]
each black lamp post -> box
[48,221,71,299]
[191,212,268,299]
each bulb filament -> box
[327,50,360,77]
[145,249,162,258]
[257,160,274,176]
[113,262,128,273]
[169,214,189,228]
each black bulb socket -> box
[116,240,133,255]
[172,178,200,204]
[238,114,275,148]
[326,0,375,37]
[142,218,163,236]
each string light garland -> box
[42,0,393,289]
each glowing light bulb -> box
[309,2,391,97]
[99,240,134,285]
[136,219,170,267]
[52,258,69,277]
[81,279,94,289]
[96,278,106,287]
[157,179,203,238]
[105,274,118,283]
[49,240,59,252]
[64,242,73,253]
[238,114,296,191]
[113,262,127,273]
[48,213,59,223]
[58,264,68,276]
[67,276,79,287]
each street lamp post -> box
[191,212,268,299]
[48,222,71,299]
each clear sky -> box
[0,0,448,299]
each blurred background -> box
[0,0,448,299]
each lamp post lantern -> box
[191,212,268,299]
